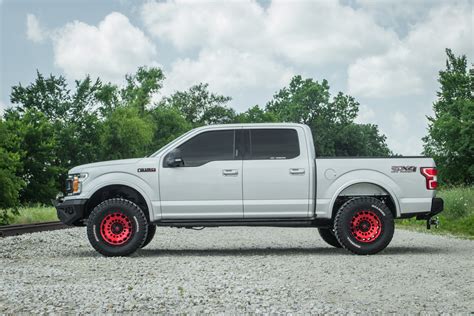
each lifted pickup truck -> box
[54,123,443,256]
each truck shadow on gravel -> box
[129,245,448,257]
[72,246,452,258]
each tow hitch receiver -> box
[427,216,439,229]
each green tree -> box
[267,75,390,156]
[162,83,235,126]
[423,49,474,185]
[2,109,59,204]
[149,107,192,151]
[334,123,391,156]
[9,73,109,200]
[100,106,154,160]
[121,66,164,114]
[0,118,25,224]
[235,105,279,123]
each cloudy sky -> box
[0,0,472,154]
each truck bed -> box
[314,157,436,218]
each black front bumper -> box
[52,198,88,226]
[416,197,444,220]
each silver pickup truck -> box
[54,123,443,256]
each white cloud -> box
[387,134,423,155]
[355,0,445,34]
[266,1,397,65]
[42,12,158,83]
[355,105,376,124]
[141,0,397,66]
[391,111,409,130]
[141,0,267,52]
[348,2,472,98]
[141,0,399,107]
[26,14,45,43]
[163,48,294,109]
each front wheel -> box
[334,197,394,255]
[87,198,148,257]
[141,224,156,248]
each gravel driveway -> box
[0,227,473,314]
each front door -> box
[242,127,310,218]
[159,129,243,219]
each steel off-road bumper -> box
[52,198,88,226]
[416,197,444,229]
[416,197,444,220]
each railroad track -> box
[0,221,71,237]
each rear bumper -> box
[415,197,444,220]
[399,197,444,219]
[52,198,88,226]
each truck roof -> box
[193,122,307,130]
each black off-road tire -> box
[334,197,394,255]
[141,224,156,248]
[318,228,342,248]
[87,198,148,257]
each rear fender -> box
[327,170,401,218]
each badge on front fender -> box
[137,168,156,173]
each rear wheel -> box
[141,224,156,248]
[318,228,342,248]
[87,198,148,257]
[334,197,394,255]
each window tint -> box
[249,129,300,160]
[177,130,235,167]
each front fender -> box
[82,172,158,221]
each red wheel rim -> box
[350,210,382,243]
[100,212,133,245]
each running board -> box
[153,218,332,228]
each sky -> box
[0,0,472,155]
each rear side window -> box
[249,129,300,160]
[178,130,235,167]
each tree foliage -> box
[0,118,25,224]
[161,83,235,126]
[267,75,390,156]
[100,106,154,160]
[423,49,474,185]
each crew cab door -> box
[159,128,243,219]
[242,127,310,218]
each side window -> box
[249,129,300,160]
[177,130,235,167]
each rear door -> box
[159,128,243,219]
[242,127,310,218]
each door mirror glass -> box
[166,148,184,167]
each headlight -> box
[66,173,88,195]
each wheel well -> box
[332,195,396,218]
[85,185,150,221]
[331,183,397,219]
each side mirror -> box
[166,148,184,167]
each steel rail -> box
[0,221,71,237]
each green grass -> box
[397,186,474,238]
[7,205,58,225]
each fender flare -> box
[83,172,156,221]
[328,177,401,218]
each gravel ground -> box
[0,227,473,314]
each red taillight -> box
[420,167,438,190]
